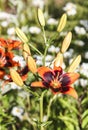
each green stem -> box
[43,43,49,66]
[27,116,37,130]
[23,85,39,97]
[42,27,47,45]
[40,90,47,130]
[47,95,57,120]
[48,32,59,43]
[42,30,59,66]
[12,124,16,130]
[28,43,43,56]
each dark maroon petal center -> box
[43,71,54,83]
[61,74,71,86]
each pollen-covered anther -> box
[51,80,61,89]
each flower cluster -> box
[8,9,81,99]
[0,38,28,86]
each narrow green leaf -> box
[58,116,78,126]
[41,121,52,127]
[82,116,88,128]
[82,110,88,119]
[64,121,75,130]
[81,97,88,105]
[59,99,79,115]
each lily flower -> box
[0,38,28,84]
[31,66,79,99]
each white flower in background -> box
[84,51,88,59]
[63,2,77,16]
[13,55,26,68]
[1,21,9,27]
[69,48,74,54]
[80,20,88,31]
[74,40,85,47]
[21,26,28,33]
[48,45,60,53]
[60,31,67,36]
[0,81,11,94]
[18,91,29,99]
[34,55,42,61]
[9,82,21,89]
[48,45,56,53]
[0,12,18,25]
[32,0,45,9]
[64,51,71,59]
[79,78,88,87]
[55,47,60,53]
[11,106,24,120]
[29,26,41,34]
[64,49,74,59]
[47,18,58,25]
[0,82,21,94]
[0,12,16,20]
[74,80,79,86]
[33,55,42,66]
[7,27,15,36]
[80,63,88,78]
[74,26,86,35]
[36,60,43,66]
[45,61,51,67]
[45,55,53,61]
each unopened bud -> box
[61,32,72,53]
[38,8,45,27]
[67,55,81,72]
[54,52,63,67]
[57,13,67,32]
[15,27,28,43]
[23,43,31,60]
[10,68,24,87]
[27,56,37,73]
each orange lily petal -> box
[7,39,22,50]
[54,66,62,75]
[62,73,80,85]
[0,70,5,79]
[61,86,78,99]
[31,81,45,88]
[38,66,53,79]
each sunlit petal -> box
[31,81,45,88]
[61,73,80,86]
[38,66,54,82]
[61,86,78,99]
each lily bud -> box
[57,13,67,32]
[15,27,28,43]
[38,8,45,27]
[54,52,63,67]
[27,56,37,73]
[67,55,81,72]
[10,68,24,87]
[23,43,31,61]
[61,32,72,53]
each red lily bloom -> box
[0,38,28,84]
[31,66,79,99]
[0,38,22,50]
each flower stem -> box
[23,85,39,97]
[40,90,47,130]
[24,112,37,130]
[47,95,57,119]
[28,43,43,56]
[42,27,47,46]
